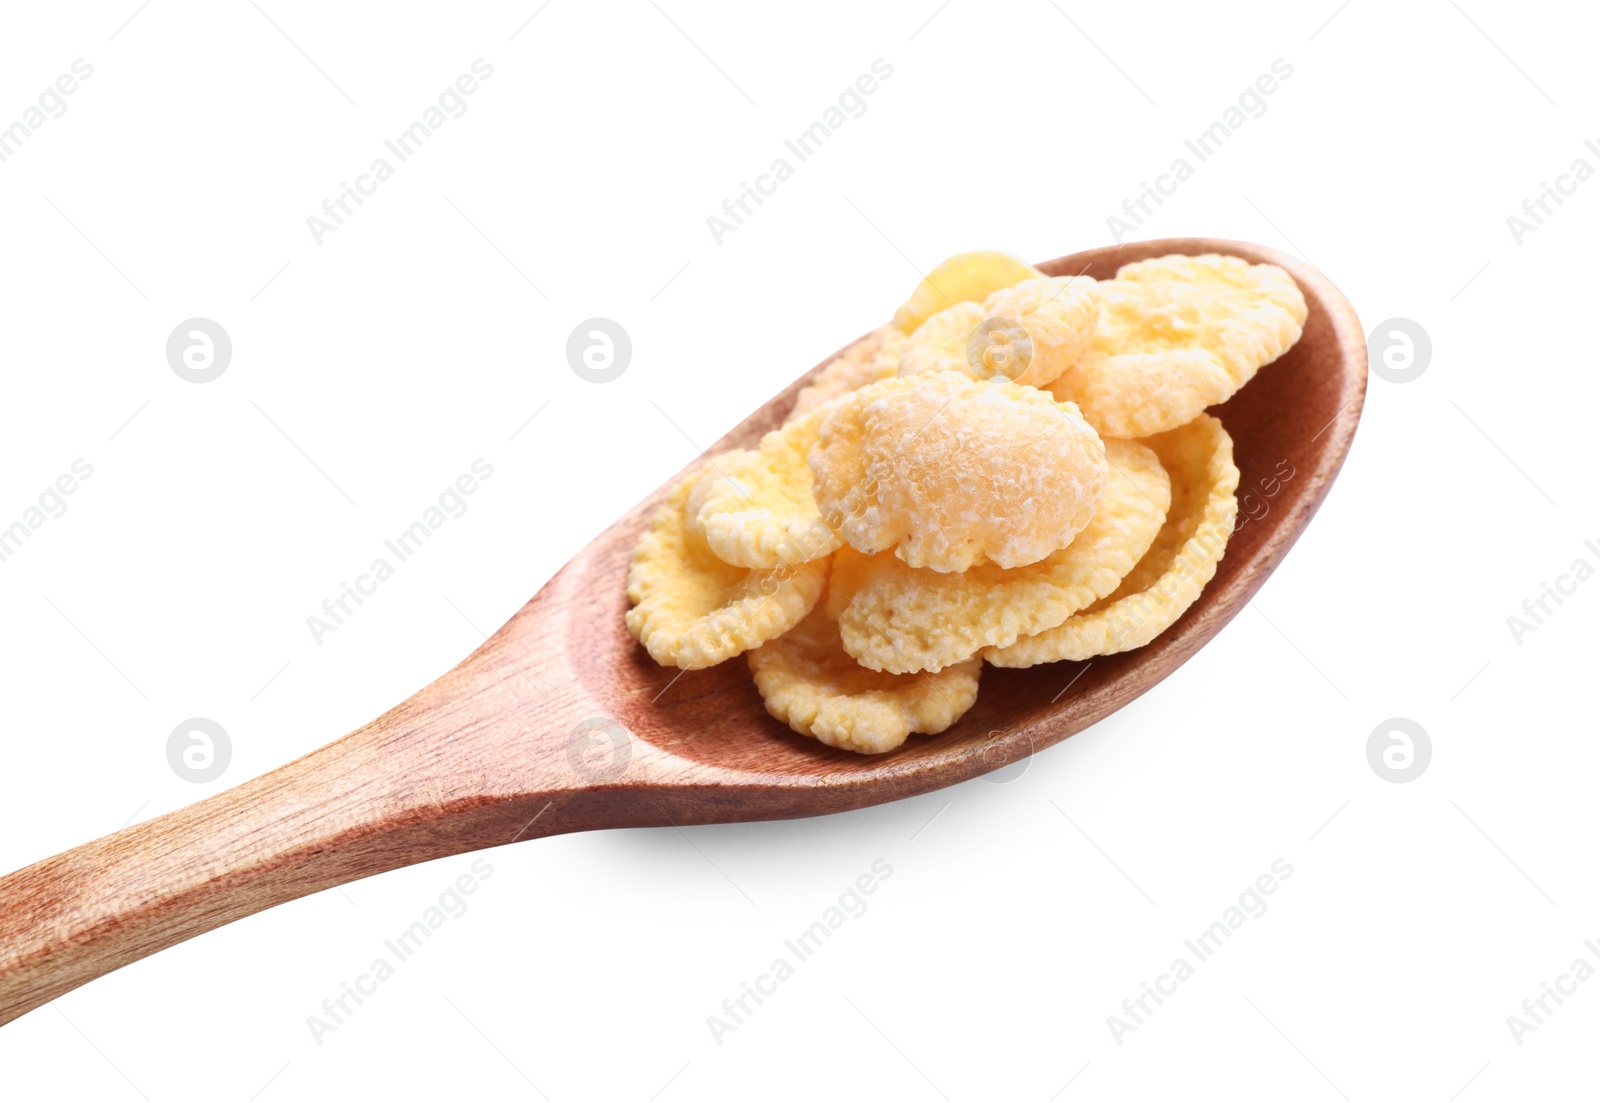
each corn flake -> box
[835,439,1171,673]
[749,608,981,754]
[975,276,1099,388]
[810,371,1110,574]
[687,407,841,569]
[984,415,1239,666]
[1049,254,1307,438]
[897,301,987,379]
[898,278,1099,390]
[891,250,1042,334]
[626,461,827,669]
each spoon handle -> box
[0,721,564,1026]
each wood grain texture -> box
[0,238,1365,1025]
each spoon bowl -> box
[0,237,1365,1025]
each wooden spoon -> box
[0,238,1365,1025]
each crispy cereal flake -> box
[974,276,1099,388]
[898,278,1099,390]
[687,407,842,569]
[626,461,827,669]
[984,415,1239,666]
[835,439,1171,673]
[749,608,981,754]
[810,372,1110,573]
[1049,254,1307,438]
[892,250,1042,334]
[897,301,987,379]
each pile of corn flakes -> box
[626,251,1306,753]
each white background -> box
[0,1,1595,1099]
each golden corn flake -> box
[787,326,906,423]
[974,276,1099,388]
[810,371,1110,574]
[898,278,1099,390]
[891,250,1042,334]
[749,608,981,754]
[984,415,1239,666]
[626,461,827,669]
[1120,252,1307,317]
[836,439,1171,673]
[897,301,986,378]
[1049,254,1308,439]
[687,407,841,569]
